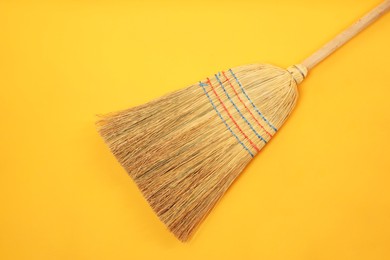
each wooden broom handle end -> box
[301,0,390,71]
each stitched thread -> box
[229,69,277,132]
[199,81,253,157]
[215,74,267,144]
[221,71,273,139]
[207,78,260,152]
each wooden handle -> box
[301,0,390,71]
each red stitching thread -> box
[222,71,273,139]
[207,77,260,152]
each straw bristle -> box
[97,63,307,241]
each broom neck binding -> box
[287,64,308,85]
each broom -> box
[97,1,390,241]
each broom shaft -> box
[301,0,390,70]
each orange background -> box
[1,0,390,259]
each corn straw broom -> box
[97,1,390,241]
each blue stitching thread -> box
[229,69,278,132]
[215,74,267,144]
[199,81,254,157]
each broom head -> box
[97,63,307,241]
